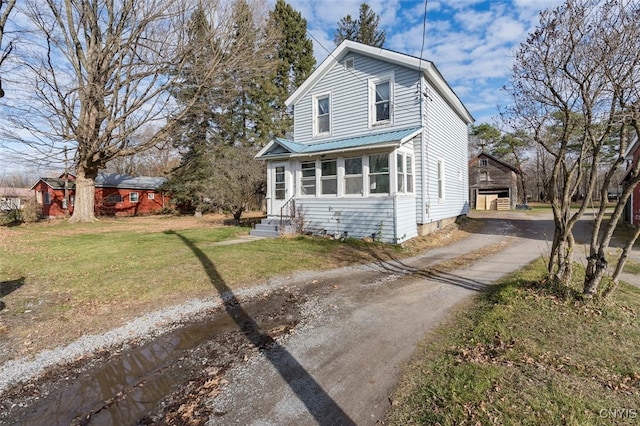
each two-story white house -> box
[252,40,474,243]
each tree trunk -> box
[233,208,244,226]
[583,253,608,296]
[603,225,640,298]
[68,168,98,223]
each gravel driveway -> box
[205,210,555,425]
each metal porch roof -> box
[256,127,422,159]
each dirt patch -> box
[0,285,314,426]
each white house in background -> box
[252,40,474,243]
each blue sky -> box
[1,0,566,177]
[287,0,564,125]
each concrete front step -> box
[249,217,293,238]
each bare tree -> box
[506,0,640,296]
[0,0,16,98]
[4,0,268,222]
[105,126,180,176]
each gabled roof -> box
[286,40,474,125]
[256,127,422,160]
[31,174,166,190]
[31,177,75,191]
[471,152,520,174]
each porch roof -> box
[256,126,422,160]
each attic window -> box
[344,58,354,69]
[480,158,488,166]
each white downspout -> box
[420,74,428,225]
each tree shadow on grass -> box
[0,277,26,310]
[165,231,355,425]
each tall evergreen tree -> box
[334,14,358,46]
[334,3,385,47]
[356,3,385,47]
[251,0,314,143]
[162,5,218,213]
[164,1,276,214]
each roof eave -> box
[291,141,402,158]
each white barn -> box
[252,40,473,243]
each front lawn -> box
[386,259,640,425]
[0,214,469,363]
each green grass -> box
[0,215,417,360]
[624,259,640,275]
[1,223,396,305]
[386,259,640,425]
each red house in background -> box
[623,135,640,225]
[31,173,170,218]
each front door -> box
[270,162,289,216]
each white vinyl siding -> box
[295,197,416,243]
[418,74,469,223]
[292,54,420,143]
[437,158,445,201]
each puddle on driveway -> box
[3,291,302,425]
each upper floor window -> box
[375,82,390,122]
[479,158,488,166]
[369,154,390,194]
[369,73,394,126]
[313,93,331,136]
